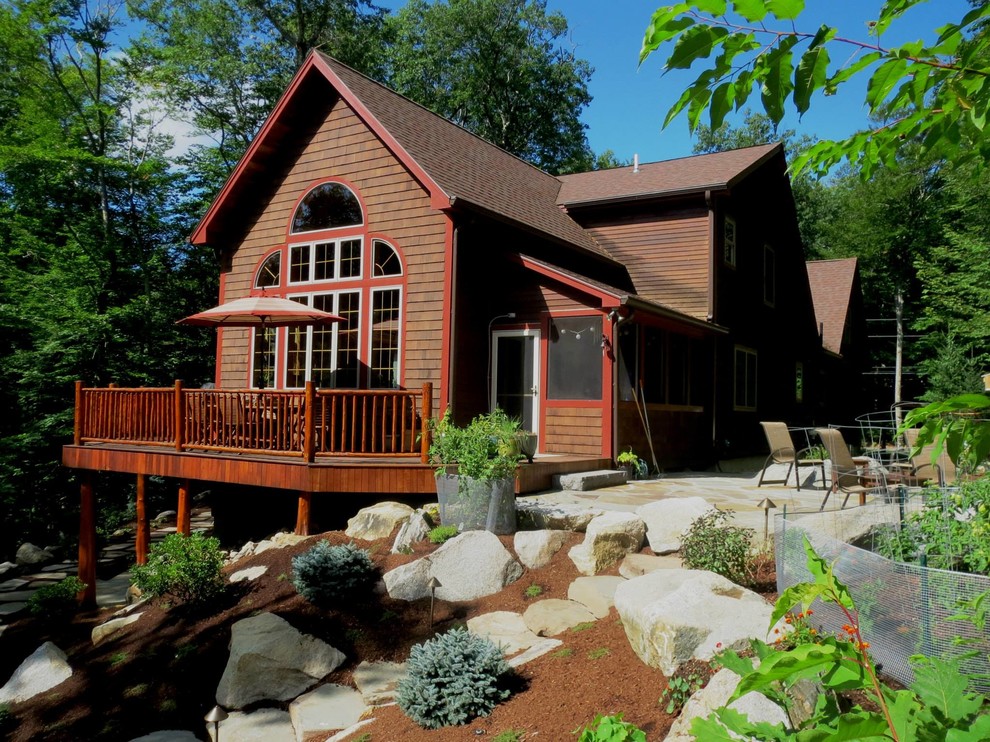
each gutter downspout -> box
[610,307,634,462]
[705,190,719,463]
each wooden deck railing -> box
[74,381,433,462]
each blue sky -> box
[381,0,972,164]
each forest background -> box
[0,0,987,560]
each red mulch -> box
[0,530,758,741]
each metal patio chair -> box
[757,422,826,492]
[816,427,889,510]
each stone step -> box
[553,469,628,492]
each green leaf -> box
[794,46,830,115]
[792,710,892,741]
[910,655,983,723]
[865,58,908,109]
[761,46,795,122]
[875,0,928,36]
[732,0,767,23]
[770,582,822,629]
[695,0,728,13]
[641,14,695,62]
[808,24,837,49]
[710,82,735,128]
[731,643,848,698]
[688,85,714,131]
[767,0,804,21]
[947,715,990,742]
[666,26,729,70]
[664,87,695,129]
[825,51,882,94]
[689,713,740,741]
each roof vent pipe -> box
[633,154,639,173]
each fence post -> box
[74,381,84,445]
[303,381,315,462]
[174,380,184,452]
[420,382,433,464]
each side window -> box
[734,345,757,410]
[255,252,281,288]
[723,215,737,267]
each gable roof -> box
[806,258,858,355]
[555,144,782,207]
[192,52,610,261]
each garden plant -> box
[680,508,755,586]
[292,541,379,605]
[130,533,225,604]
[26,576,86,617]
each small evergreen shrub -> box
[397,627,513,728]
[292,541,379,605]
[680,508,754,585]
[428,525,459,544]
[130,533,225,604]
[27,576,86,617]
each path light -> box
[205,705,228,741]
[757,497,777,544]
[428,576,442,627]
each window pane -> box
[289,245,310,283]
[252,327,276,388]
[310,294,335,388]
[642,327,665,404]
[314,242,335,282]
[340,239,362,278]
[335,292,360,388]
[373,240,402,276]
[370,289,401,388]
[548,316,602,400]
[747,352,758,407]
[291,182,362,233]
[255,252,281,288]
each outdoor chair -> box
[757,422,826,491]
[891,428,957,487]
[815,427,889,511]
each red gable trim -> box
[190,53,451,246]
[511,255,621,307]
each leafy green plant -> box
[108,651,129,667]
[575,713,646,742]
[428,525,459,544]
[690,536,990,741]
[524,583,543,599]
[616,448,648,478]
[429,409,520,483]
[903,393,990,477]
[397,627,514,729]
[26,576,86,617]
[493,731,526,742]
[292,541,379,606]
[551,648,574,659]
[570,621,596,632]
[661,672,703,714]
[130,533,225,604]
[680,508,754,586]
[587,647,611,660]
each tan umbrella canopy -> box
[178,295,343,388]
[177,295,343,328]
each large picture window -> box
[285,293,361,388]
[734,345,758,410]
[621,324,704,407]
[548,316,602,400]
[370,288,401,388]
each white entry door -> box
[491,329,540,432]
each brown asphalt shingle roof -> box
[807,258,858,355]
[318,54,610,260]
[555,144,781,206]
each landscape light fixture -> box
[427,576,442,627]
[205,704,229,741]
[757,497,777,544]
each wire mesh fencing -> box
[775,499,990,692]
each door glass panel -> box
[495,335,536,431]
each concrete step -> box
[553,469,628,492]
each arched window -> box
[290,182,363,233]
[373,239,402,277]
[255,252,281,288]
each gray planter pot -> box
[435,474,517,534]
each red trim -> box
[538,314,549,450]
[215,273,226,387]
[284,177,368,242]
[512,255,621,307]
[602,317,614,458]
[439,216,454,415]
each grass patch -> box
[493,731,526,742]
[550,647,574,659]
[587,647,611,660]
[570,621,596,633]
[123,684,149,699]
[524,583,543,599]
[108,651,129,667]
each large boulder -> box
[522,599,597,637]
[467,611,542,655]
[619,553,683,579]
[289,684,368,742]
[15,543,54,568]
[615,569,778,675]
[516,501,603,532]
[382,531,523,601]
[129,733,201,742]
[0,642,72,704]
[567,576,625,619]
[345,502,415,541]
[353,661,406,706]
[215,613,345,709]
[391,509,432,554]
[664,668,790,741]
[92,613,143,646]
[568,512,645,575]
[207,708,295,742]
[513,530,569,569]
[636,497,713,554]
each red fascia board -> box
[511,255,621,306]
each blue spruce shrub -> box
[397,627,513,728]
[292,541,379,605]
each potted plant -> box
[616,448,646,480]
[429,409,520,534]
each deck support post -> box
[177,479,191,536]
[78,471,97,608]
[421,382,433,464]
[135,473,150,565]
[295,491,312,536]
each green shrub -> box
[130,533,225,604]
[680,508,753,585]
[27,576,86,617]
[0,703,12,730]
[397,627,513,729]
[575,713,646,742]
[292,541,379,605]
[428,525,459,544]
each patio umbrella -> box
[178,295,343,387]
